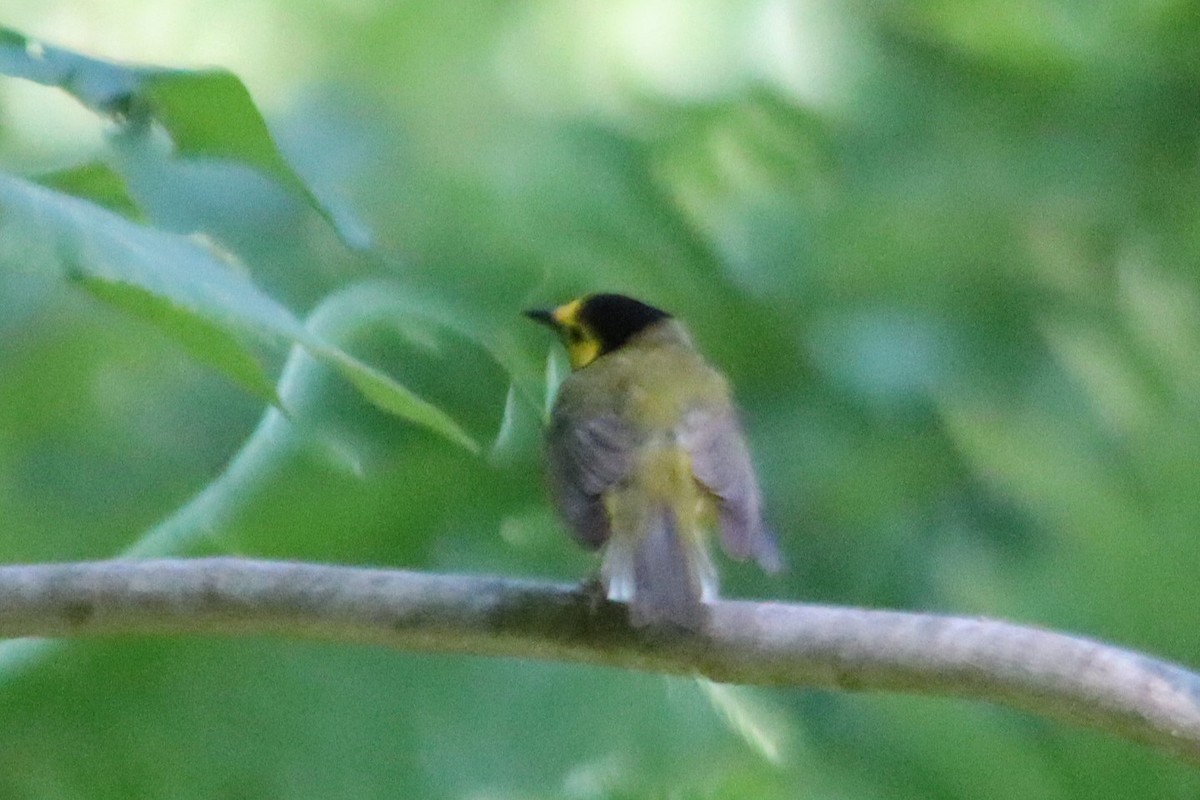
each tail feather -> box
[720,507,784,574]
[603,508,713,630]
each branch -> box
[0,558,1197,764]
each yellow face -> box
[550,299,603,369]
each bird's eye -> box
[567,327,584,344]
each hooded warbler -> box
[526,293,780,629]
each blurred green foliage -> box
[1,1,1200,797]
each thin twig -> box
[0,558,1196,764]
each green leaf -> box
[135,70,331,220]
[317,346,480,454]
[34,161,142,219]
[0,172,475,451]
[74,274,281,406]
[0,27,137,114]
[0,26,369,249]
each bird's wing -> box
[547,410,634,549]
[686,408,782,571]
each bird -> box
[525,293,780,629]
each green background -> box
[2,0,1200,796]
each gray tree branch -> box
[0,558,1196,764]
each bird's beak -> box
[524,308,558,329]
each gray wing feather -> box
[686,409,782,572]
[547,411,632,549]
